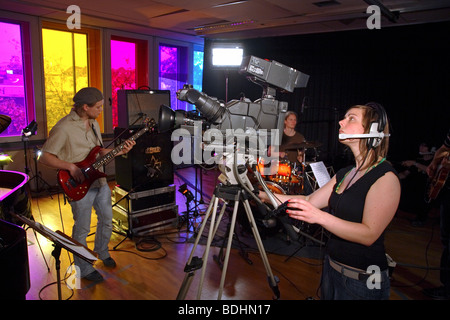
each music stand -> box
[12,213,98,300]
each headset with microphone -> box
[338,102,390,149]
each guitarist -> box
[39,87,135,282]
[423,128,450,300]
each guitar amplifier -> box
[112,185,176,214]
[114,129,174,192]
[112,203,178,236]
[117,89,170,128]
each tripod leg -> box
[196,196,221,299]
[187,195,217,264]
[113,207,134,251]
[213,223,229,269]
[113,232,129,250]
[211,199,227,238]
[217,196,241,300]
[214,201,252,267]
[177,195,217,300]
[243,199,280,299]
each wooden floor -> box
[23,166,444,301]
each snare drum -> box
[268,159,291,184]
[257,158,278,177]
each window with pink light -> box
[111,39,137,128]
[0,20,33,137]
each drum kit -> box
[258,140,322,196]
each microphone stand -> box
[28,147,53,196]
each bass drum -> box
[261,181,286,195]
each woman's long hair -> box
[354,104,390,169]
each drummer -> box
[279,111,306,166]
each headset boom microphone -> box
[339,122,389,140]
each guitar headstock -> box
[143,117,157,130]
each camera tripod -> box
[176,183,280,300]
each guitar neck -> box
[92,126,149,170]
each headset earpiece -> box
[365,102,387,149]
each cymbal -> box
[0,115,11,134]
[284,141,322,150]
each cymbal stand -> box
[176,183,280,300]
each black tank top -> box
[327,161,398,271]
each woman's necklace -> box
[335,157,386,193]
[364,157,386,174]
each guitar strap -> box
[91,123,107,173]
[91,123,103,148]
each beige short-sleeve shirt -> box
[41,109,106,187]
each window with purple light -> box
[159,44,194,111]
[0,21,28,137]
[159,45,179,109]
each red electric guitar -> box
[58,119,155,201]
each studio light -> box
[211,43,243,68]
[22,120,38,137]
[0,153,13,169]
[178,183,195,203]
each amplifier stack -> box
[113,89,178,236]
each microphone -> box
[339,132,389,140]
[339,122,390,140]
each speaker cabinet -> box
[117,89,171,128]
[114,128,174,192]
[0,220,30,300]
[112,203,178,236]
[113,185,176,214]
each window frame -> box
[41,21,102,133]
[102,30,152,135]
[109,34,149,129]
[0,17,35,142]
[155,38,197,111]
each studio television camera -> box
[158,55,309,186]
[169,56,310,300]
[159,55,309,142]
